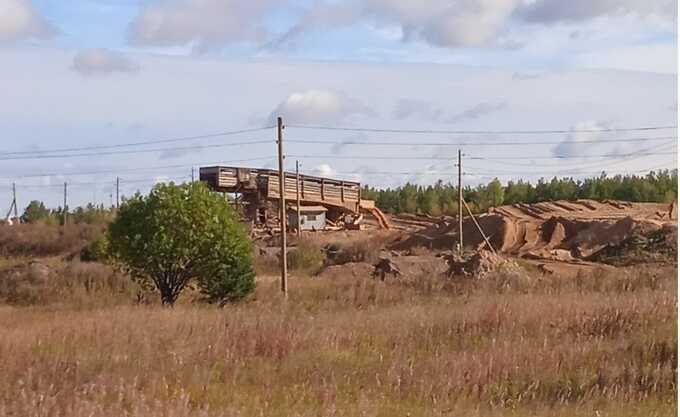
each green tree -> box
[108,182,255,305]
[21,200,50,223]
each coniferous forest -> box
[361,169,678,215]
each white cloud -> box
[127,0,277,53]
[71,49,140,76]
[551,121,617,157]
[0,0,56,42]
[268,90,375,125]
[518,0,676,23]
[310,164,336,177]
[272,0,675,50]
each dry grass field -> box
[0,255,676,416]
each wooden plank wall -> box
[266,173,360,207]
[202,167,361,211]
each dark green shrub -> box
[108,182,255,305]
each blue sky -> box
[0,0,677,210]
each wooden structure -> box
[200,166,391,230]
[201,166,360,210]
[288,205,327,231]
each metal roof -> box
[287,205,328,212]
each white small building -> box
[288,206,327,231]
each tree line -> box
[19,201,114,225]
[361,170,678,216]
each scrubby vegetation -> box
[0,263,676,416]
[0,222,104,257]
[363,169,678,215]
[287,240,326,275]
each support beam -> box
[277,117,288,297]
[296,160,301,237]
[462,198,497,255]
[458,149,463,253]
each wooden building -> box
[288,206,327,231]
[199,166,390,230]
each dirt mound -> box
[444,252,519,279]
[390,200,677,266]
[586,224,677,266]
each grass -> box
[0,262,676,416]
[0,222,103,257]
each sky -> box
[0,0,677,211]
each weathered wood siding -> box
[199,166,361,212]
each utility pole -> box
[12,183,18,219]
[296,160,301,237]
[191,167,195,182]
[63,182,68,226]
[277,116,288,296]
[6,183,18,222]
[116,177,120,209]
[458,149,463,254]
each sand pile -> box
[390,200,677,265]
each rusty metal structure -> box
[199,166,390,229]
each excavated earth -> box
[388,200,677,275]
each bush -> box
[0,223,103,257]
[288,240,326,275]
[21,200,51,223]
[108,182,255,305]
[325,238,383,266]
[80,233,110,262]
[0,260,138,307]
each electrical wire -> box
[287,151,676,161]
[0,126,275,156]
[0,140,273,161]
[286,136,677,147]
[0,156,275,180]
[286,124,677,135]
[11,175,193,189]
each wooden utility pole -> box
[191,167,195,182]
[296,160,301,237]
[458,149,463,254]
[12,183,17,219]
[116,177,120,209]
[63,182,68,226]
[5,183,18,222]
[277,117,288,296]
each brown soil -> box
[389,200,677,268]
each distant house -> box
[288,206,327,231]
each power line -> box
[287,136,677,147]
[469,151,676,160]
[469,141,677,169]
[287,124,677,135]
[11,175,192,189]
[0,156,275,180]
[287,151,676,161]
[312,164,677,178]
[0,140,273,161]
[0,126,274,157]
